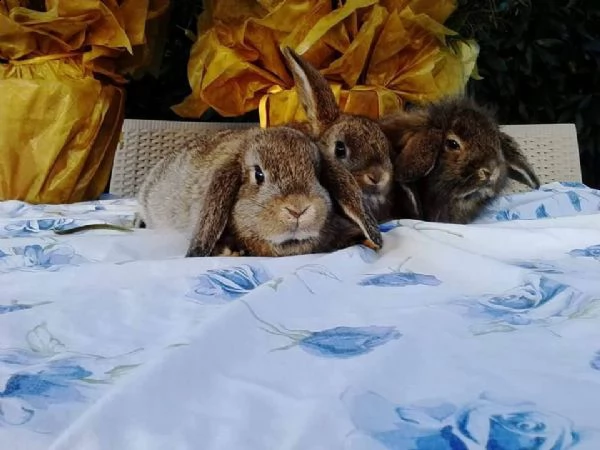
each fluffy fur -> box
[379,97,541,224]
[137,126,382,257]
[281,47,394,222]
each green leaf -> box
[104,364,141,378]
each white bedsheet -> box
[1,181,600,450]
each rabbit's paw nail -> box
[362,239,381,251]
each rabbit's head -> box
[187,126,381,257]
[282,47,393,220]
[380,97,541,223]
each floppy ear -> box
[186,159,242,257]
[500,132,541,189]
[393,129,443,183]
[319,155,383,250]
[378,112,441,183]
[378,112,426,150]
[282,46,340,135]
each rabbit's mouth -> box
[460,186,496,200]
[269,230,320,245]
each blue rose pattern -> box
[379,221,401,233]
[343,390,581,450]
[359,270,441,288]
[560,182,587,188]
[535,204,550,219]
[511,260,563,274]
[243,302,401,358]
[453,276,595,333]
[297,326,401,358]
[0,301,50,315]
[2,219,75,238]
[566,191,582,212]
[569,244,600,261]
[0,244,88,273]
[187,264,272,301]
[0,324,143,427]
[495,210,521,221]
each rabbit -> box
[137,125,382,257]
[280,47,395,223]
[379,96,541,224]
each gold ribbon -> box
[258,83,404,128]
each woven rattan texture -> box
[109,120,581,197]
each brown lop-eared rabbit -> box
[379,97,541,224]
[280,47,395,223]
[137,126,382,257]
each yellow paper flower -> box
[174,0,479,127]
[0,1,169,203]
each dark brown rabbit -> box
[379,97,541,224]
[137,126,382,257]
[281,47,394,223]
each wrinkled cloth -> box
[0,182,600,449]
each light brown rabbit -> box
[137,126,382,257]
[379,96,541,224]
[280,47,395,223]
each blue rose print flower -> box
[187,264,272,301]
[2,219,75,237]
[511,260,563,274]
[0,301,51,315]
[359,270,441,288]
[453,276,596,334]
[242,301,401,358]
[535,204,550,219]
[569,244,600,261]
[342,390,580,450]
[0,324,143,427]
[560,181,586,188]
[495,210,520,221]
[379,221,401,233]
[590,351,600,371]
[0,244,88,273]
[566,191,582,212]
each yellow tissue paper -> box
[0,0,168,204]
[174,0,479,127]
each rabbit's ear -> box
[378,112,426,150]
[393,129,443,183]
[378,112,440,183]
[186,159,242,257]
[500,132,541,189]
[282,46,340,135]
[320,155,383,250]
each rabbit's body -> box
[138,126,381,257]
[380,97,541,224]
[281,48,394,223]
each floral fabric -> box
[1,182,600,449]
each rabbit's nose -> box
[478,168,492,181]
[284,206,309,219]
[364,169,386,186]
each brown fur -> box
[379,97,541,224]
[137,126,382,257]
[281,47,394,222]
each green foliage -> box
[448,0,600,187]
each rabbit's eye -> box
[334,141,347,158]
[254,165,265,185]
[445,139,461,151]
